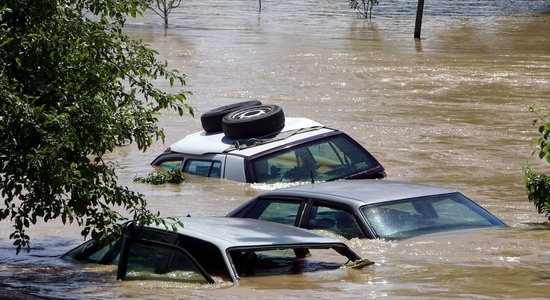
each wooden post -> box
[414,0,425,39]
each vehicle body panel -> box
[62,217,366,283]
[151,118,385,183]
[227,180,506,240]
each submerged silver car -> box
[62,217,372,283]
[227,180,506,240]
[151,102,385,184]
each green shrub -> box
[524,106,550,220]
[134,165,185,185]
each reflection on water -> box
[2,0,550,298]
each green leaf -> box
[0,0,192,253]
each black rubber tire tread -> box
[222,104,285,139]
[200,100,262,132]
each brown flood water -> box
[2,0,550,298]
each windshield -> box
[361,193,506,239]
[251,134,379,183]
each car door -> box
[303,201,366,239]
[231,197,366,239]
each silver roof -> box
[146,217,357,282]
[258,179,457,206]
[153,217,346,250]
[169,117,328,156]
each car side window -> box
[61,236,121,264]
[245,198,303,226]
[251,150,300,183]
[158,160,183,171]
[123,241,213,284]
[251,134,378,183]
[184,160,221,178]
[307,205,363,239]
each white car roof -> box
[169,117,330,156]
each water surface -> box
[2,0,550,298]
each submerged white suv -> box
[151,102,386,184]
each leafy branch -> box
[349,0,381,20]
[134,165,185,184]
[524,105,550,220]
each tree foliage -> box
[350,0,380,20]
[149,0,182,28]
[524,106,550,220]
[0,0,192,253]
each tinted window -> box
[62,236,121,264]
[158,161,182,171]
[361,193,505,239]
[184,160,221,178]
[244,199,303,226]
[306,205,363,239]
[124,242,211,283]
[230,248,346,277]
[251,135,377,183]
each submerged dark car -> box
[227,180,506,240]
[62,217,372,284]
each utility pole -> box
[414,0,425,39]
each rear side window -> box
[244,198,304,226]
[158,161,182,171]
[251,135,377,183]
[184,160,221,178]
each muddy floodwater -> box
[2,0,550,298]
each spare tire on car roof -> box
[200,100,262,133]
[222,104,285,139]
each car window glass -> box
[184,160,221,178]
[62,237,121,264]
[361,193,503,239]
[230,248,346,277]
[88,240,120,263]
[158,161,182,171]
[251,135,377,183]
[245,199,302,226]
[124,242,211,284]
[429,198,497,227]
[307,205,363,239]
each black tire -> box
[200,100,262,133]
[222,104,285,139]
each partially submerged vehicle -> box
[151,101,385,183]
[227,180,506,240]
[62,217,372,284]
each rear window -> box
[229,247,347,277]
[251,135,378,183]
[361,193,505,239]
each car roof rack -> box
[224,126,325,152]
